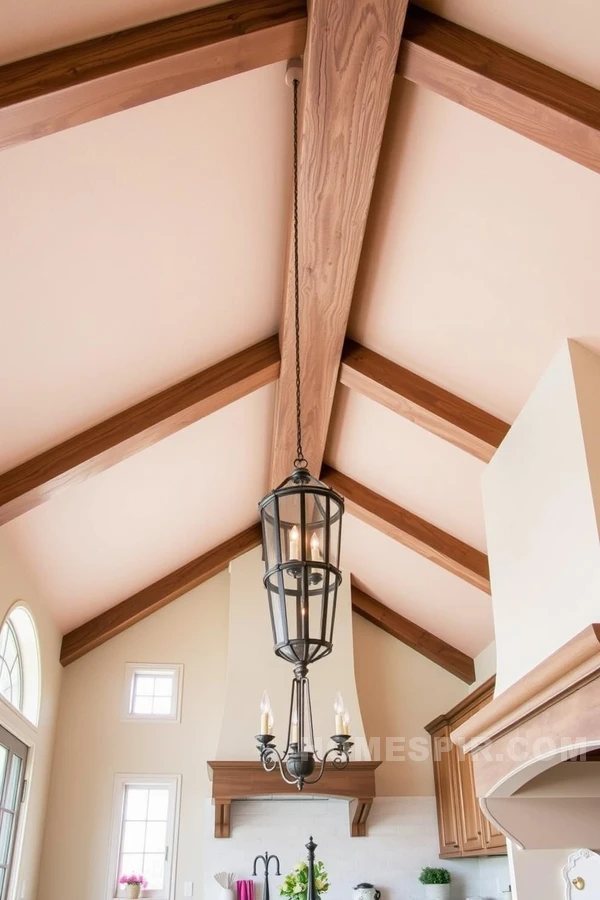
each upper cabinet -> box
[425,678,507,859]
[431,724,462,856]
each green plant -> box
[280,861,330,900]
[418,868,451,885]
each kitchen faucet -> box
[252,851,281,900]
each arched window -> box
[0,607,40,726]
[0,620,23,711]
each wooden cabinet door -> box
[482,812,507,851]
[455,739,484,852]
[431,726,461,856]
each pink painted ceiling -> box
[1,0,600,661]
[4,388,274,631]
[418,0,600,91]
[0,64,289,470]
[0,0,225,64]
[328,386,487,552]
[342,517,492,658]
[348,80,600,425]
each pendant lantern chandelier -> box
[255,61,350,790]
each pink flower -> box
[119,874,148,888]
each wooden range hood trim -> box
[451,624,600,801]
[207,760,381,837]
[452,624,600,753]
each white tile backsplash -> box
[202,797,510,900]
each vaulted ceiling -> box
[1,0,599,683]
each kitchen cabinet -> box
[482,812,507,850]
[431,725,461,856]
[425,677,507,859]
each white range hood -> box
[482,340,600,697]
[451,341,600,867]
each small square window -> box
[123,665,182,722]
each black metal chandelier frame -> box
[259,471,344,667]
[255,667,353,790]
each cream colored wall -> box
[353,614,467,795]
[38,556,476,900]
[470,640,496,692]
[37,571,230,900]
[0,534,62,900]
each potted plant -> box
[280,860,330,900]
[119,874,148,899]
[418,867,451,900]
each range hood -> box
[207,761,379,838]
[208,547,377,837]
[452,622,600,849]
[451,341,600,851]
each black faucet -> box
[252,851,281,900]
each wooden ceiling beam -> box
[340,340,509,462]
[60,522,262,664]
[322,466,490,593]
[399,5,600,174]
[4,0,597,171]
[269,0,409,486]
[351,581,475,683]
[0,0,307,149]
[0,335,279,526]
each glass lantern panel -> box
[276,491,302,563]
[261,498,279,572]
[284,584,304,649]
[306,577,326,663]
[267,582,287,647]
[327,500,342,570]
[281,562,302,608]
[325,577,339,645]
[305,491,326,528]
[306,526,325,569]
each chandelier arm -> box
[300,745,351,785]
[260,746,302,787]
[328,747,351,770]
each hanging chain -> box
[292,77,307,470]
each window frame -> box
[122,664,183,723]
[0,604,41,728]
[0,724,28,900]
[106,774,181,900]
[0,622,23,714]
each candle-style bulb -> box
[334,692,344,735]
[291,707,299,745]
[310,532,322,561]
[260,691,272,735]
[289,525,300,560]
[343,709,350,735]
